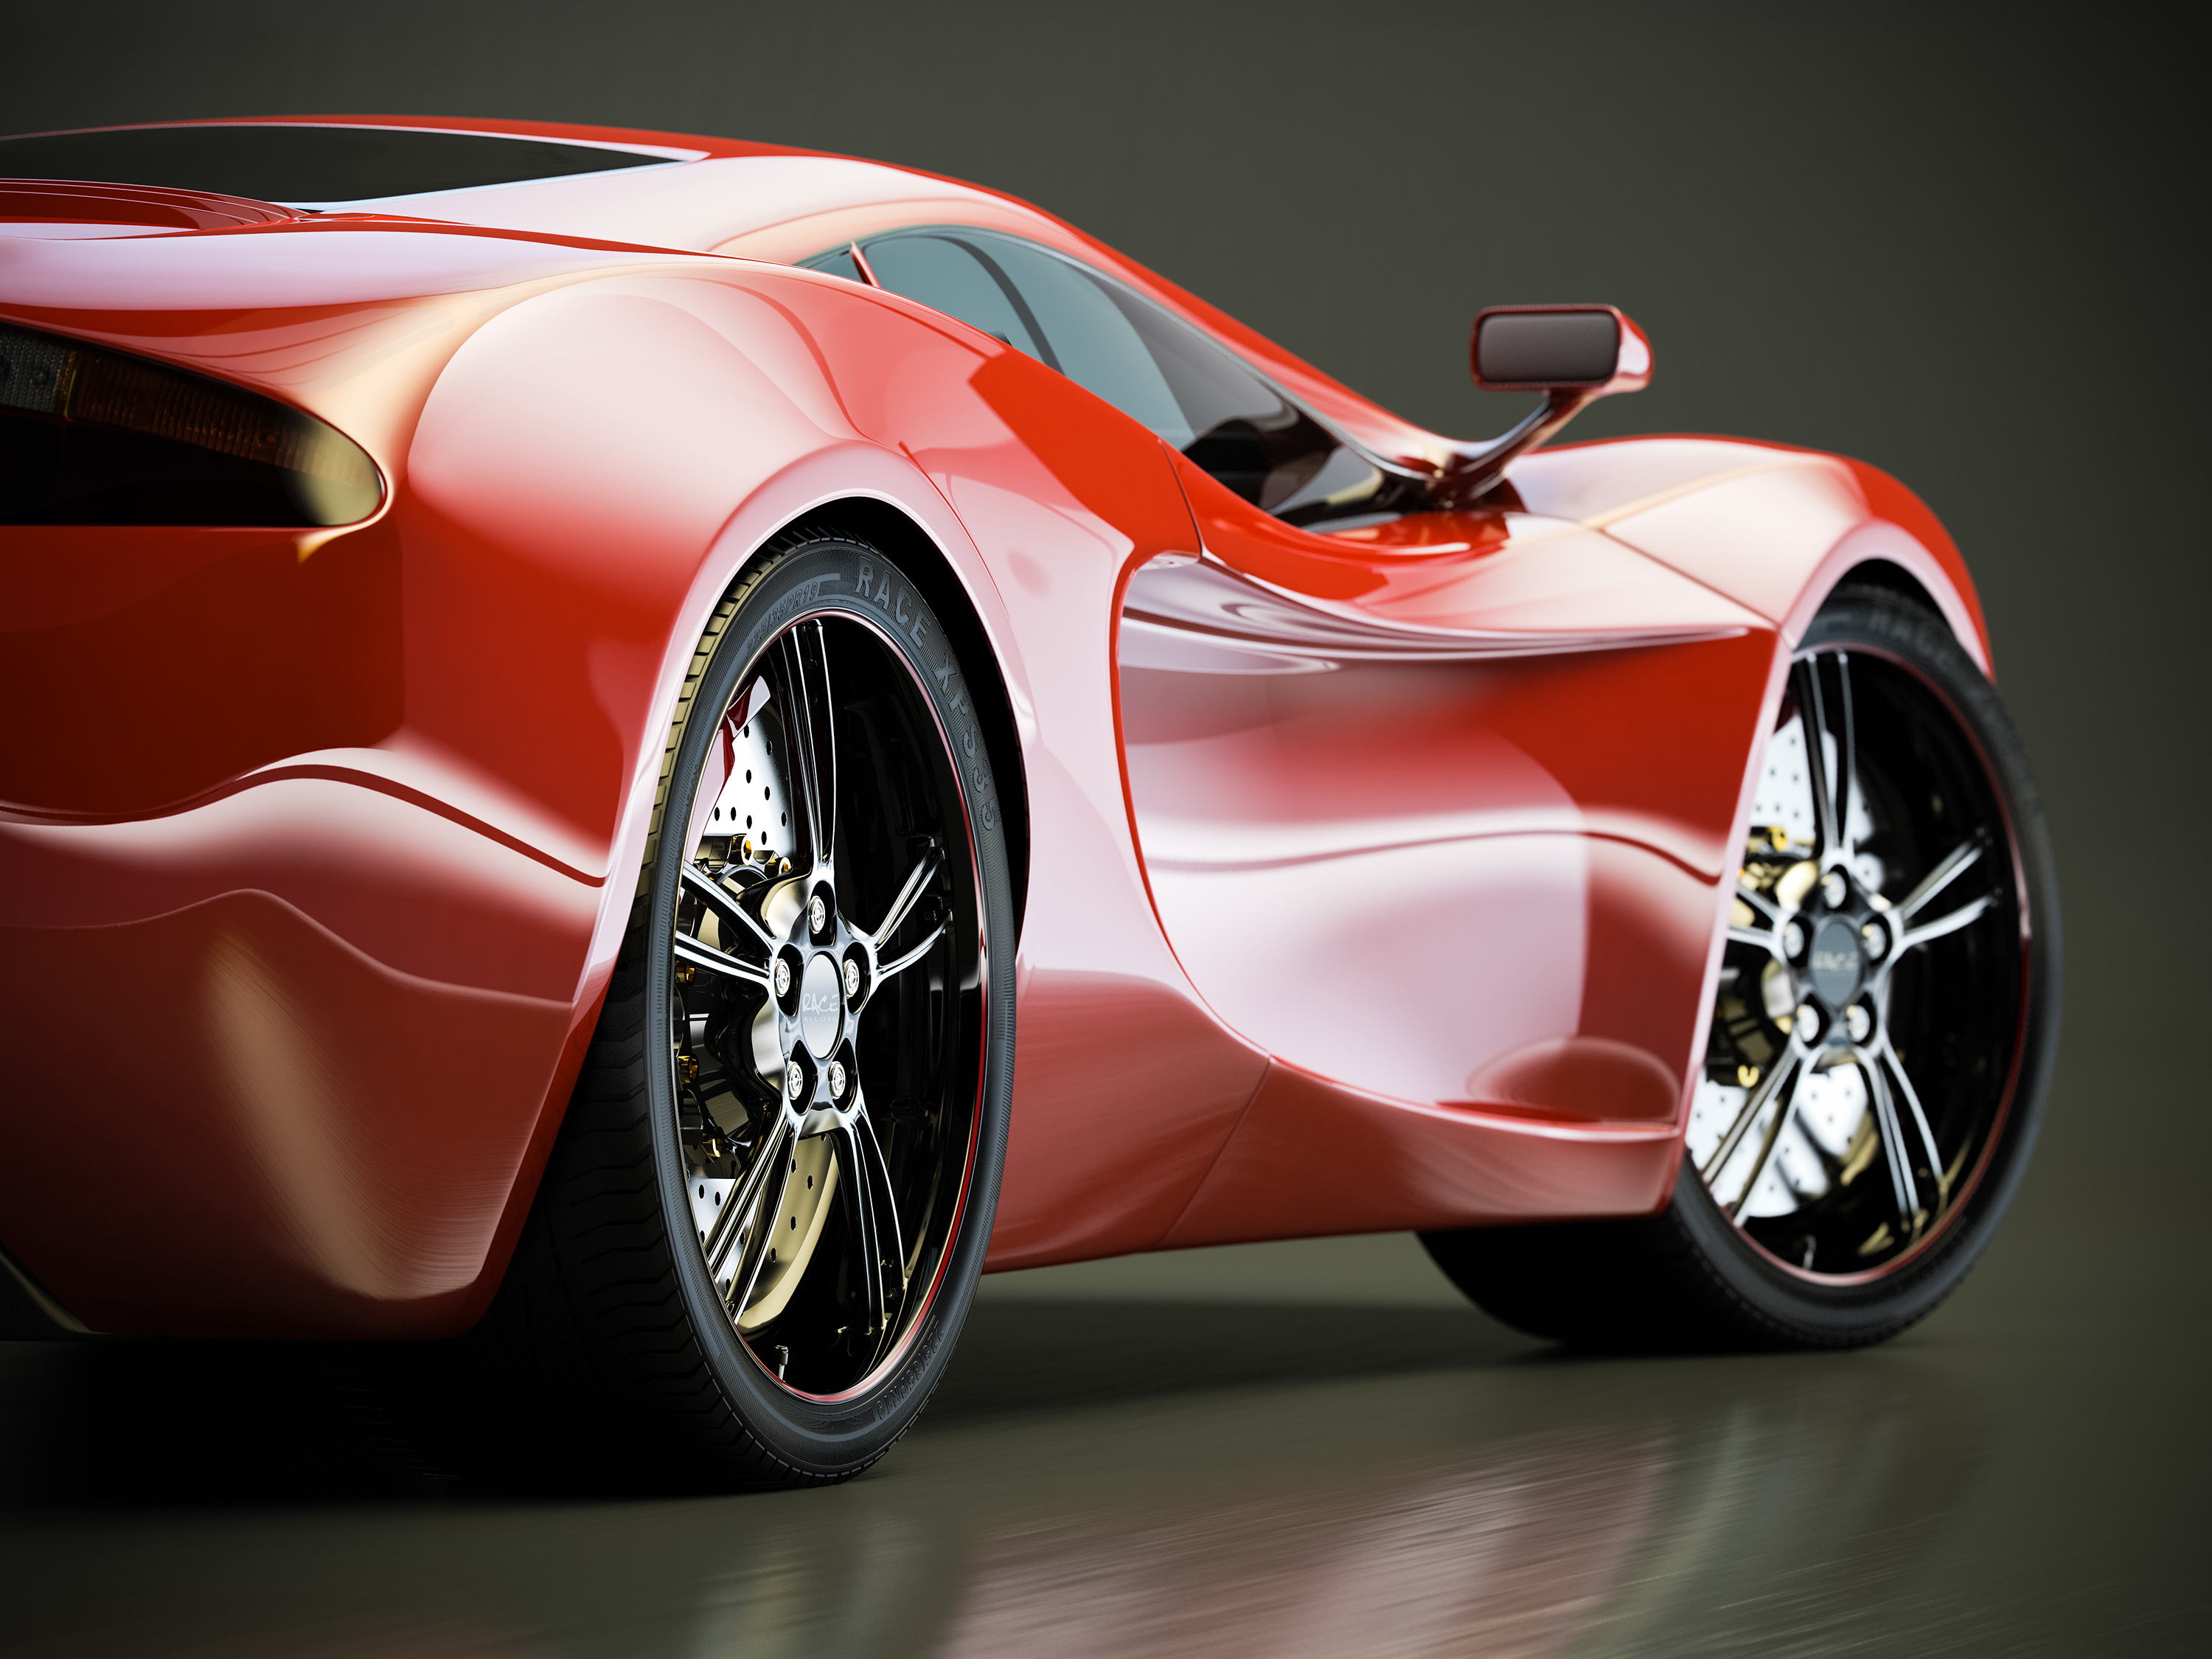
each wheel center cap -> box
[1806,915,1865,1007]
[798,952,844,1057]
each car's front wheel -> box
[1422,585,2061,1350]
[482,528,1015,1484]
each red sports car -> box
[0,116,2058,1484]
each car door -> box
[843,224,1779,1241]
[1138,482,1791,1245]
[1138,463,1776,1126]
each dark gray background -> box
[4,4,2205,1653]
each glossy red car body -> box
[0,117,1993,1338]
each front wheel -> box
[484,529,1015,1483]
[1423,585,2061,1350]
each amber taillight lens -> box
[0,321,381,526]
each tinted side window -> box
[1085,279,1370,518]
[849,236,1046,361]
[811,228,1393,525]
[964,237,1189,441]
[806,246,866,285]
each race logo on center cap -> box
[1806,916,1864,1006]
[798,952,844,1058]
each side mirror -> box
[1433,305,1652,507]
[1471,305,1651,394]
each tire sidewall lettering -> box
[846,553,1000,839]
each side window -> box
[819,234,1046,361]
[805,246,865,286]
[962,236,1189,441]
[808,228,1393,526]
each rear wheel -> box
[483,530,1014,1482]
[1422,586,2060,1349]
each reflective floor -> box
[1,1224,2202,1657]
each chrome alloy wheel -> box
[1691,643,2028,1276]
[666,611,976,1398]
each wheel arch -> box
[442,440,1036,1340]
[1829,557,1949,625]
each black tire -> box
[1423,584,2061,1351]
[478,528,1015,1484]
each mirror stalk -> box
[1427,388,1593,509]
[1427,305,1652,509]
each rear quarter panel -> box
[0,227,1264,1330]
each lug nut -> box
[1782,920,1806,959]
[773,958,791,997]
[1795,1004,1820,1040]
[809,894,828,935]
[1822,869,1849,908]
[1845,1004,1871,1043]
[785,1060,805,1100]
[827,1059,846,1099]
[1862,920,1888,960]
[843,958,861,999]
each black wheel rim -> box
[1692,643,2028,1278]
[664,610,982,1397]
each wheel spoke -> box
[1730,1057,1810,1222]
[680,863,778,956]
[1860,1056,1922,1226]
[704,1114,792,1290]
[864,847,940,948]
[835,1121,886,1335]
[875,920,947,986]
[1896,837,1984,922]
[673,931,773,990]
[1735,882,1782,926]
[1794,658,1841,863]
[780,622,838,874]
[730,1124,804,1316]
[858,1105,908,1292]
[1728,923,1783,956]
[1832,651,1858,860]
[1874,1038,1947,1200]
[1899,890,1997,951]
[1702,1041,1805,1183]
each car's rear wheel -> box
[1422,585,2060,1349]
[481,529,1014,1483]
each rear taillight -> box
[0,321,380,526]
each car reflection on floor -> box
[0,1234,2194,1658]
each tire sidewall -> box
[1680,586,2063,1343]
[644,538,1015,1472]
